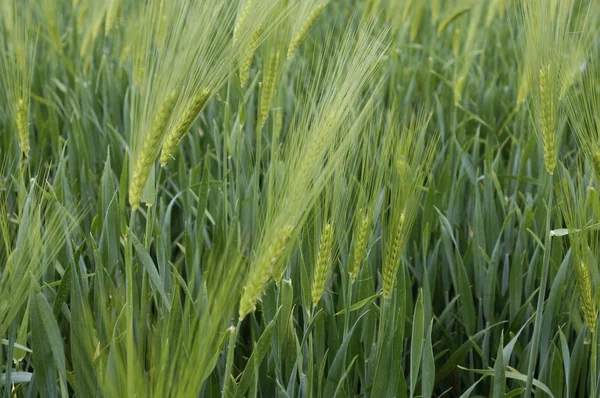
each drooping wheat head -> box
[160,89,210,166]
[130,92,177,209]
[287,1,327,60]
[538,63,558,175]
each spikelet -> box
[349,211,370,282]
[16,99,29,157]
[239,27,263,88]
[287,3,326,60]
[576,260,597,333]
[239,225,294,319]
[538,63,557,175]
[129,93,177,209]
[383,211,406,299]
[234,0,255,41]
[257,51,280,132]
[161,89,210,166]
[312,223,334,307]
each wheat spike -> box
[539,63,557,175]
[287,3,326,60]
[349,211,370,282]
[130,93,177,209]
[234,0,255,41]
[577,261,597,333]
[383,211,405,299]
[239,225,294,319]
[257,51,280,132]
[16,99,29,157]
[312,223,334,307]
[161,90,210,166]
[239,27,262,88]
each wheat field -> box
[1,0,600,397]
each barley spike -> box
[129,93,177,209]
[161,89,210,166]
[312,223,334,307]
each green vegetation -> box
[1,0,600,396]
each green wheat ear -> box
[239,27,263,87]
[239,224,294,319]
[130,92,177,209]
[287,2,327,60]
[383,210,406,299]
[257,50,281,132]
[312,222,334,307]
[161,89,210,167]
[16,98,29,157]
[538,64,558,175]
[349,209,371,282]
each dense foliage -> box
[1,0,600,396]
